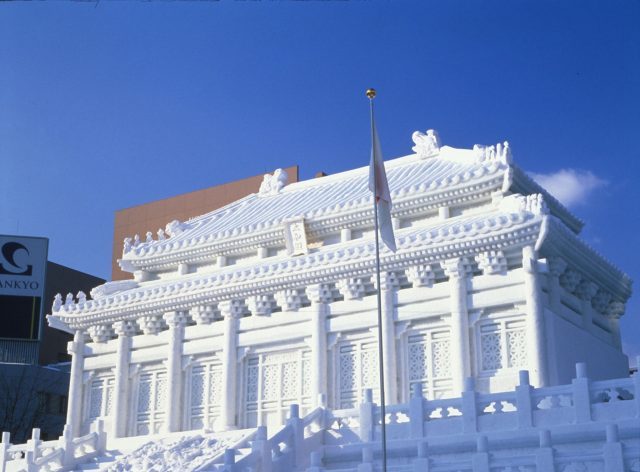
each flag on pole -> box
[368,116,397,252]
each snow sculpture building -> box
[13,130,633,471]
[45,131,631,441]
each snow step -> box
[74,450,121,471]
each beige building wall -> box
[112,166,299,280]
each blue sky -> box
[1,1,638,361]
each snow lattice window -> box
[87,375,114,420]
[407,330,452,399]
[337,339,379,409]
[479,319,527,373]
[244,350,311,429]
[135,369,167,436]
[189,360,222,430]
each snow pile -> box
[105,431,245,472]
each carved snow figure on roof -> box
[412,129,441,158]
[52,293,62,312]
[123,237,133,254]
[473,141,512,164]
[259,168,288,196]
[166,219,188,237]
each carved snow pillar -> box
[219,300,244,430]
[112,320,137,438]
[305,284,332,408]
[606,302,625,348]
[443,258,471,395]
[66,330,85,437]
[522,245,548,388]
[163,311,189,433]
[547,257,567,311]
[575,280,598,331]
[374,272,400,404]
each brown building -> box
[111,166,299,281]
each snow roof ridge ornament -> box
[473,141,512,165]
[499,193,549,216]
[166,219,190,237]
[412,129,441,158]
[258,168,288,196]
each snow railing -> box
[308,425,638,472]
[310,364,639,472]
[324,363,639,443]
[0,420,107,472]
[218,404,325,472]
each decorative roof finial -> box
[412,129,441,158]
[52,293,62,313]
[258,168,289,196]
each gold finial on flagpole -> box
[366,88,376,99]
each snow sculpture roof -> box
[46,130,631,332]
[118,137,580,273]
[50,197,548,330]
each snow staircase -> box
[211,404,326,472]
[74,450,121,471]
[72,429,252,472]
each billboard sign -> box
[0,235,48,340]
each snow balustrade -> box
[2,363,638,471]
[215,363,639,472]
[217,404,325,472]
[0,419,106,472]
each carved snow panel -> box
[188,359,222,430]
[406,330,452,400]
[135,369,167,436]
[87,375,115,421]
[506,322,527,368]
[338,340,379,409]
[243,350,311,429]
[481,330,503,371]
[478,318,528,374]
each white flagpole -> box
[366,88,388,472]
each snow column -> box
[219,300,243,430]
[163,311,188,433]
[376,272,399,404]
[305,284,332,408]
[112,320,136,438]
[65,330,85,437]
[547,257,567,313]
[444,258,471,395]
[522,245,548,387]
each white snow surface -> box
[104,431,245,472]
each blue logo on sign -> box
[0,242,33,276]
